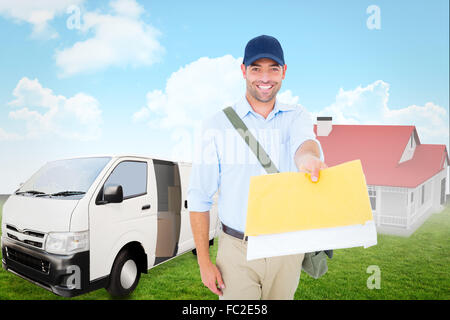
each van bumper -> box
[1,237,108,297]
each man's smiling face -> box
[241,58,287,104]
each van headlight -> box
[45,231,89,255]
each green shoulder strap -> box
[222,106,279,174]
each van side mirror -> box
[103,185,123,204]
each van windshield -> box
[16,157,112,199]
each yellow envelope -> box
[245,159,373,237]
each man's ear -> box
[241,63,247,79]
[282,64,287,80]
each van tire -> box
[107,249,141,297]
[192,239,214,256]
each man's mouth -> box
[256,84,273,92]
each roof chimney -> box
[317,117,332,136]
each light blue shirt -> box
[187,96,324,232]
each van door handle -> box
[142,204,151,210]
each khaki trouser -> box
[215,230,304,300]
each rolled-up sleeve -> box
[289,106,325,163]
[187,121,221,212]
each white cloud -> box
[6,77,102,140]
[384,102,449,144]
[0,127,22,141]
[133,55,246,129]
[277,89,300,105]
[315,80,389,124]
[133,55,302,130]
[0,0,85,39]
[132,57,448,150]
[9,76,64,109]
[55,0,164,77]
[109,0,144,18]
[313,80,449,146]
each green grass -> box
[294,205,450,300]
[1,200,449,300]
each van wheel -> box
[107,249,141,297]
[192,239,213,256]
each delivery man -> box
[188,35,327,300]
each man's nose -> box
[259,71,270,82]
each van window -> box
[105,161,147,199]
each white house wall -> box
[373,165,447,236]
[424,178,432,205]
[431,167,448,211]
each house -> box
[314,117,449,237]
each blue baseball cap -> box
[243,35,285,67]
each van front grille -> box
[6,247,50,274]
[7,233,19,241]
[6,224,45,249]
[23,240,43,248]
[23,230,45,238]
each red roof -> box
[314,124,449,188]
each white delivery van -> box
[1,155,219,297]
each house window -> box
[421,185,425,205]
[441,178,446,205]
[410,135,413,148]
[411,192,414,203]
[368,188,376,210]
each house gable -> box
[399,128,420,164]
[440,146,450,170]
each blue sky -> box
[0,0,448,193]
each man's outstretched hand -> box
[296,153,328,182]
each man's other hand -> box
[199,260,225,296]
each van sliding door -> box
[153,160,181,264]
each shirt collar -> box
[235,96,297,119]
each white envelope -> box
[247,220,377,261]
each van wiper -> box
[50,191,86,197]
[15,190,46,195]
[16,190,85,197]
